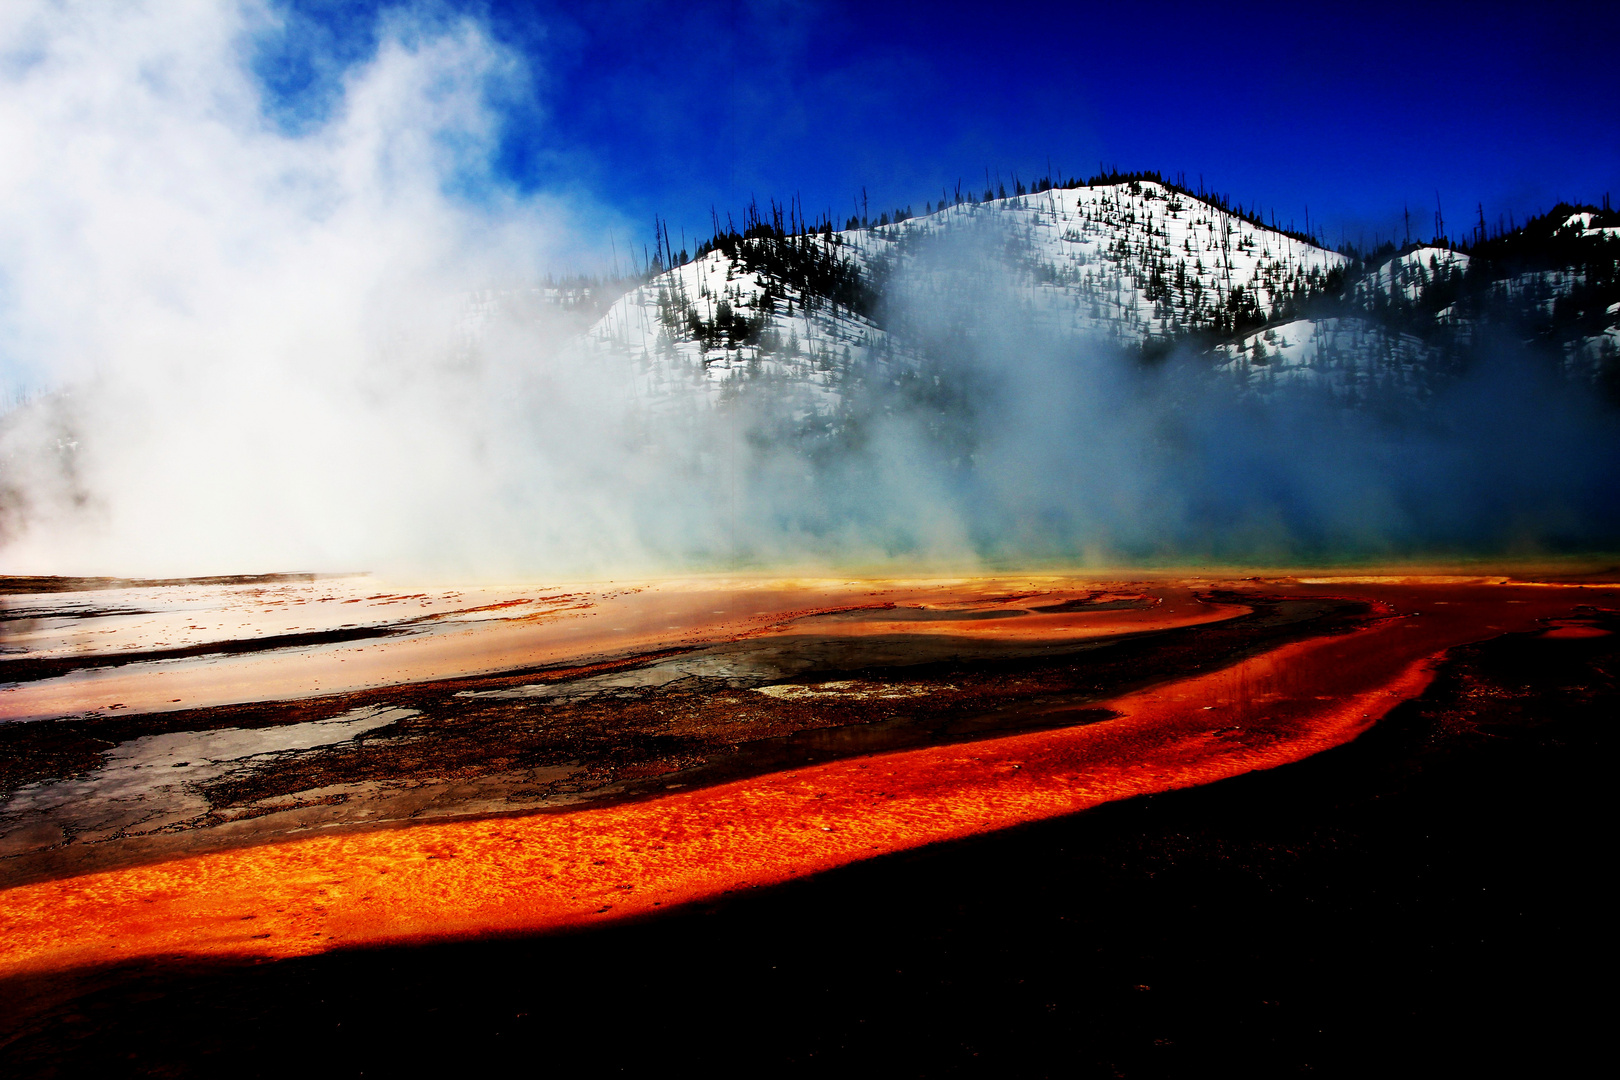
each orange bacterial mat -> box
[1,578,1612,981]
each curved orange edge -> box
[0,616,1444,981]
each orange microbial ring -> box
[0,580,1611,983]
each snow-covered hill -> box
[573,184,1618,419]
[584,180,1348,413]
[1352,247,1469,305]
[1211,318,1453,401]
[585,233,888,411]
[1214,204,1620,399]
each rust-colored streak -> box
[0,578,1231,721]
[1540,619,1610,638]
[771,587,1243,639]
[0,581,1609,981]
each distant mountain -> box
[5,173,1615,566]
[1217,208,1620,401]
[583,178,1347,412]
[580,180,1619,415]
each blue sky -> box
[251,0,1620,262]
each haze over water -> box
[1,2,1616,579]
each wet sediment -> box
[0,574,327,595]
[3,582,1599,978]
[0,626,405,684]
[0,591,1358,887]
[0,605,1610,1077]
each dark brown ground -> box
[0,625,404,684]
[2,607,1608,1078]
[0,574,328,594]
[0,592,1368,887]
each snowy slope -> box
[1565,211,1620,240]
[581,186,1618,411]
[585,240,890,412]
[863,180,1345,341]
[1218,242,1619,396]
[584,180,1348,412]
[1212,318,1450,400]
[1352,246,1469,304]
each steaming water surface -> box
[0,575,1233,721]
[4,574,1613,982]
[0,706,414,856]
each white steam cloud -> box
[2,2,1616,579]
[0,1,651,577]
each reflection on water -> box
[0,578,1233,721]
[0,706,413,853]
[752,681,944,701]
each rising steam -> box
[0,1,642,576]
[1,2,1616,579]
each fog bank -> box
[2,3,1616,579]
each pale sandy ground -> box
[0,573,1241,721]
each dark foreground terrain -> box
[1,612,1610,1077]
